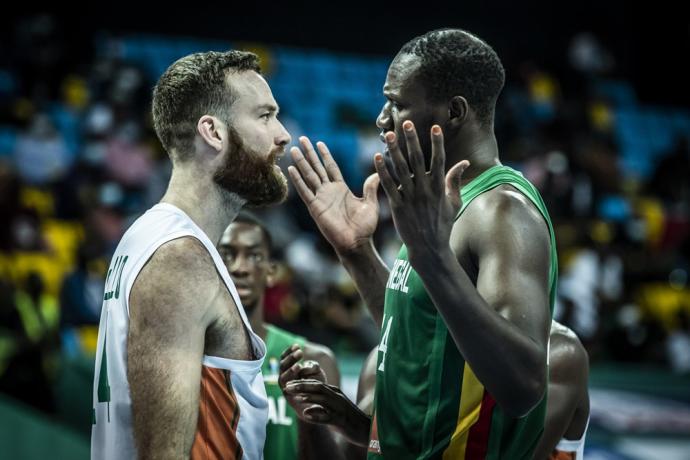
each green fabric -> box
[262,324,306,460]
[369,165,557,459]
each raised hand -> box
[374,121,469,260]
[288,137,380,254]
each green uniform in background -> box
[262,324,306,460]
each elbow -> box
[501,366,547,418]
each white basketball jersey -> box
[91,203,268,460]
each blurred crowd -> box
[0,15,688,416]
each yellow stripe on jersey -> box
[443,364,485,460]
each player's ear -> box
[197,115,224,152]
[447,96,469,128]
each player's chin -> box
[238,294,256,309]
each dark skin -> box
[287,52,551,418]
[288,322,588,460]
[533,321,590,460]
[218,222,341,460]
[281,347,377,456]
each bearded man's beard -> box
[213,127,288,207]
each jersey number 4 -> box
[378,315,394,372]
[93,254,128,425]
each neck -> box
[160,164,246,245]
[447,126,501,186]
[247,296,267,341]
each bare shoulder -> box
[460,184,550,259]
[302,341,337,366]
[303,341,340,384]
[549,322,589,385]
[359,348,378,390]
[464,184,548,235]
[129,236,221,324]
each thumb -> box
[363,172,380,204]
[445,160,470,211]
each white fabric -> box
[555,417,589,459]
[91,203,267,460]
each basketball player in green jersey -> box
[218,213,341,460]
[282,321,589,459]
[287,28,556,459]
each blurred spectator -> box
[568,32,615,75]
[557,221,623,343]
[59,243,106,328]
[0,273,60,412]
[13,113,73,185]
[667,309,690,374]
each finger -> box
[293,393,332,406]
[290,146,323,190]
[300,137,330,183]
[284,379,331,395]
[280,344,301,360]
[374,153,401,205]
[362,172,380,206]
[298,360,324,378]
[278,349,304,387]
[316,141,344,182]
[279,362,304,388]
[385,132,413,191]
[288,166,316,203]
[430,125,446,190]
[445,160,471,211]
[279,348,303,371]
[402,121,426,178]
[303,405,331,423]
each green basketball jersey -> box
[262,324,306,460]
[368,165,558,459]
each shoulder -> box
[359,348,378,387]
[130,236,220,322]
[303,341,340,383]
[460,185,550,258]
[303,341,337,366]
[465,184,547,234]
[549,322,589,386]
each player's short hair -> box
[152,50,260,161]
[233,211,273,254]
[400,28,505,126]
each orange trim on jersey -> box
[442,364,485,460]
[549,450,576,460]
[191,366,243,460]
[368,412,382,454]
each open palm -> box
[288,137,380,253]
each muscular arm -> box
[533,329,590,459]
[409,189,552,417]
[297,343,343,460]
[127,238,218,459]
